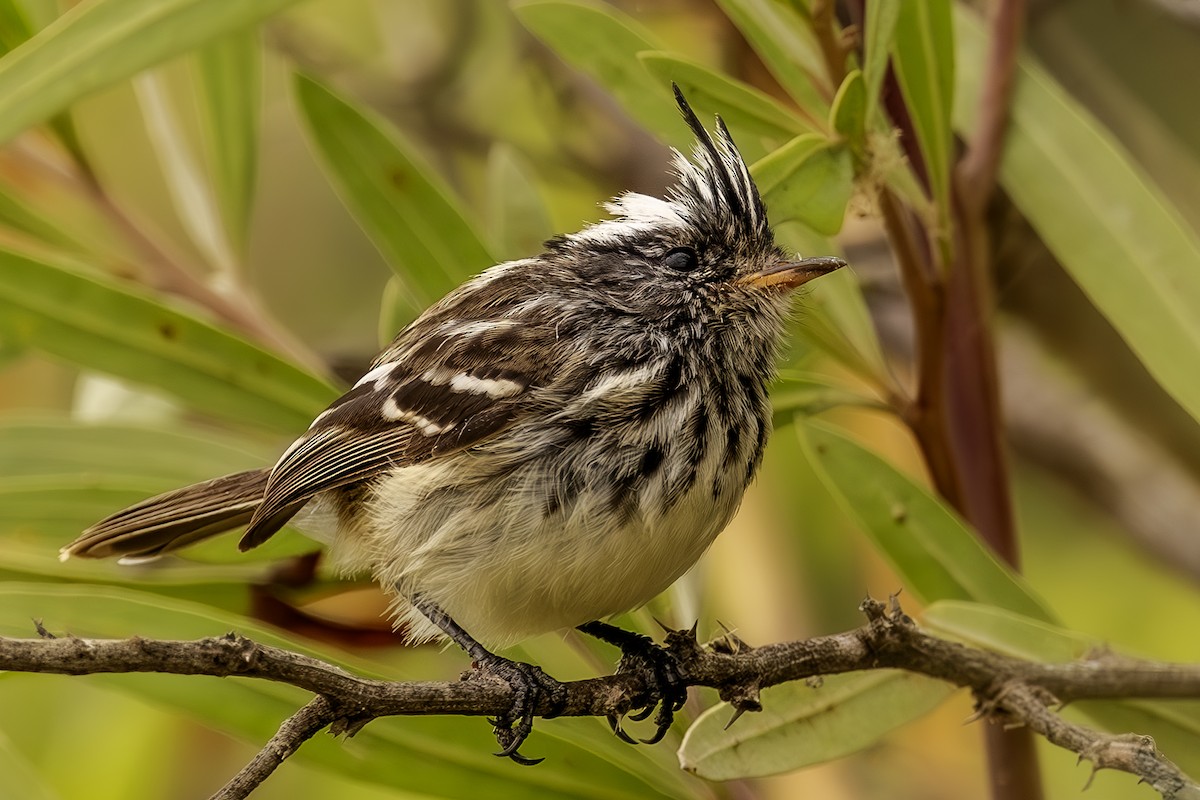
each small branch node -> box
[709,621,752,656]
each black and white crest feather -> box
[567,85,774,265]
[667,83,770,246]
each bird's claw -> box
[474,655,566,765]
[610,633,688,746]
[605,713,639,745]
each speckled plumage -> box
[65,90,842,650]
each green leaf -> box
[0,0,86,167]
[862,0,899,126]
[486,143,553,262]
[0,1,35,55]
[294,73,494,321]
[0,245,337,432]
[752,134,853,235]
[0,418,273,567]
[191,29,261,253]
[0,584,694,800]
[711,0,829,128]
[638,51,808,153]
[377,274,408,349]
[829,69,866,144]
[802,265,889,384]
[0,482,288,595]
[796,419,1053,621]
[0,186,89,253]
[679,671,952,779]
[513,0,678,142]
[891,0,954,212]
[133,71,236,274]
[0,421,312,573]
[954,10,1200,431]
[0,417,267,482]
[0,0,305,146]
[768,223,887,386]
[772,370,887,421]
[922,601,1093,662]
[0,730,58,800]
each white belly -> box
[304,357,770,649]
[314,420,753,648]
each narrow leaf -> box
[891,0,954,211]
[679,671,952,779]
[486,143,553,262]
[294,73,493,320]
[863,0,900,126]
[753,134,853,235]
[711,0,829,127]
[955,9,1200,429]
[829,69,866,144]
[801,265,889,383]
[192,29,261,252]
[922,601,1093,662]
[0,418,267,482]
[0,245,337,432]
[513,0,678,142]
[0,1,35,54]
[0,0,86,166]
[772,370,887,420]
[768,222,887,385]
[134,71,236,275]
[639,51,808,153]
[796,419,1053,621]
[0,0,305,146]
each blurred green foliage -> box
[0,1,1198,799]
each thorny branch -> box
[2,598,1198,799]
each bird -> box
[62,85,846,763]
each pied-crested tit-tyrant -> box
[63,86,846,763]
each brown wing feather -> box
[63,468,270,560]
[71,268,572,560]
[238,316,560,550]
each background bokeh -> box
[1,1,1199,798]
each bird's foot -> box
[472,652,567,765]
[410,595,566,765]
[578,621,688,745]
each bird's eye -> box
[663,247,699,272]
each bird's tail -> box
[62,468,271,562]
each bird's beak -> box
[735,255,846,290]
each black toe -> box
[577,621,689,746]
[474,653,566,764]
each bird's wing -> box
[239,316,565,549]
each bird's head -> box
[547,84,844,323]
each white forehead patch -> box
[605,192,688,228]
[571,192,689,247]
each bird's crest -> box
[666,83,770,244]
[580,85,771,250]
